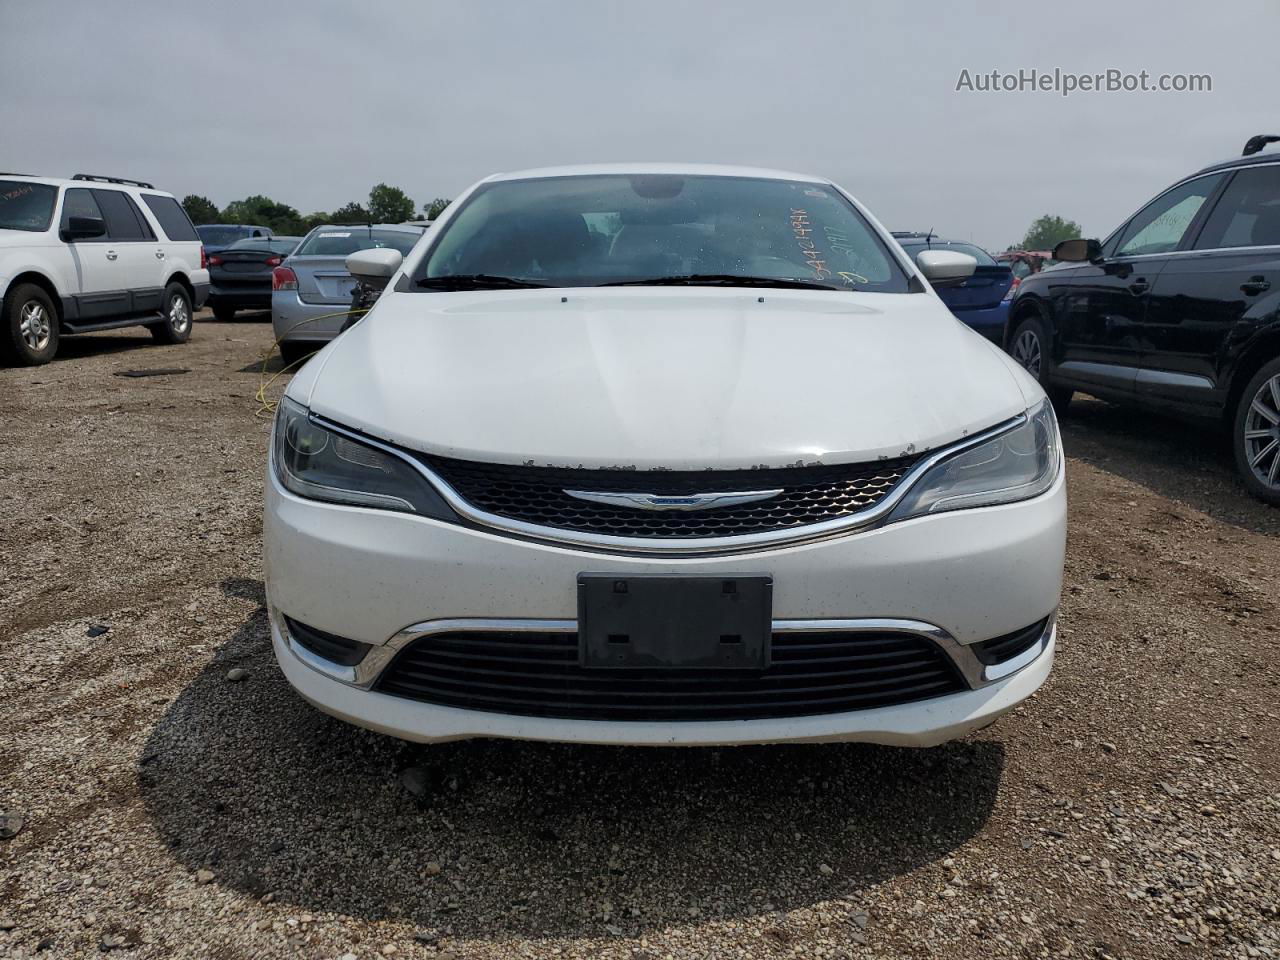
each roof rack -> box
[1242,135,1280,157]
[72,173,155,189]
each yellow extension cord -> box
[252,307,366,419]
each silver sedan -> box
[271,223,425,364]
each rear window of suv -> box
[142,194,200,242]
[0,180,57,232]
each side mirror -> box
[60,216,107,242]
[346,248,403,285]
[916,250,977,288]
[1053,238,1102,262]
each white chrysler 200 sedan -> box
[264,164,1065,748]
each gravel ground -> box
[1,315,1278,960]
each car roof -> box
[892,234,975,246]
[1193,151,1280,177]
[305,223,425,233]
[199,223,270,229]
[481,162,829,184]
[0,173,175,197]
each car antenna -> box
[1242,134,1280,156]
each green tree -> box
[330,201,371,224]
[368,183,415,223]
[423,197,451,220]
[1018,214,1083,252]
[181,194,220,225]
[300,211,333,231]
[220,195,305,234]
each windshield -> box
[418,174,910,291]
[0,181,57,232]
[294,227,422,257]
[197,225,248,245]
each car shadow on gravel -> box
[138,579,1004,939]
[1060,396,1280,536]
[48,332,159,362]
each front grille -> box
[421,456,917,539]
[374,630,965,721]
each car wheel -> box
[213,303,236,322]
[1010,312,1072,411]
[279,342,316,367]
[151,283,193,344]
[1232,356,1280,506]
[1,283,59,366]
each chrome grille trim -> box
[308,413,1026,555]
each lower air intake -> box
[374,630,965,721]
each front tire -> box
[1,283,59,366]
[1232,356,1280,506]
[1009,311,1073,411]
[151,283,193,344]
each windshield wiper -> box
[599,274,841,291]
[417,274,550,290]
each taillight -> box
[207,254,223,267]
[265,255,283,267]
[272,266,298,291]
[1003,277,1020,301]
[200,246,208,269]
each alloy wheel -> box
[169,294,190,334]
[18,300,51,351]
[1013,328,1042,378]
[1243,372,1280,490]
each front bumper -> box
[272,612,1054,746]
[264,461,1066,746]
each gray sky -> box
[3,0,1277,249]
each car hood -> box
[301,288,1031,469]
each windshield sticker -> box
[1,184,34,202]
[789,208,832,280]
[803,188,828,199]
[318,232,351,238]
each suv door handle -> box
[1128,278,1149,294]
[105,250,118,261]
[1241,276,1270,295]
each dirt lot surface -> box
[2,315,1278,960]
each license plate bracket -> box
[578,574,772,670]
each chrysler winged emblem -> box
[563,489,783,511]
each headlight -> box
[889,399,1060,521]
[272,397,452,518]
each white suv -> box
[0,174,210,366]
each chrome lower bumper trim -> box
[276,610,1056,695]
